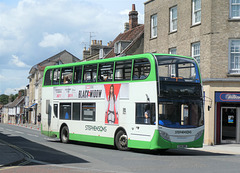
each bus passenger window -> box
[73,66,82,84]
[133,58,150,80]
[44,69,52,86]
[60,103,71,120]
[83,64,97,83]
[82,103,95,121]
[54,104,58,118]
[136,103,156,125]
[114,60,132,81]
[98,63,114,82]
[61,67,73,84]
[52,68,60,85]
[73,103,81,120]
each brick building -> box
[144,0,240,145]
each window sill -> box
[150,37,157,41]
[169,30,177,35]
[190,23,201,28]
[227,73,240,77]
[228,18,240,22]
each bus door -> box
[133,103,156,141]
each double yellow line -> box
[0,139,34,170]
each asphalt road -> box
[0,123,240,173]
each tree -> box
[0,94,9,105]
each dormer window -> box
[114,41,131,55]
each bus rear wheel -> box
[61,126,69,143]
[115,130,128,151]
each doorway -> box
[221,107,240,143]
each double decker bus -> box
[41,53,204,151]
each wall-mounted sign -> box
[215,92,240,102]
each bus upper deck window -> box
[83,64,97,83]
[98,63,114,82]
[133,58,150,80]
[114,60,132,81]
[73,66,82,84]
[52,68,60,85]
[61,67,73,84]
[44,69,52,86]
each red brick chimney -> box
[129,4,138,30]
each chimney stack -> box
[124,22,129,32]
[129,4,138,30]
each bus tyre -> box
[61,126,69,144]
[115,130,128,151]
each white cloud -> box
[0,74,4,79]
[39,33,71,48]
[10,55,30,68]
[4,86,25,95]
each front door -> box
[221,107,239,143]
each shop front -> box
[215,92,240,144]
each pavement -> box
[0,123,240,168]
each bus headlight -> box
[159,130,170,141]
[194,130,203,141]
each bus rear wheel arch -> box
[60,125,69,144]
[114,129,129,151]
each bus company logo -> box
[78,90,102,98]
[85,125,107,132]
[225,94,240,100]
[175,130,192,134]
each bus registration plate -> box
[177,145,187,148]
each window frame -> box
[151,14,158,38]
[230,0,240,19]
[170,6,178,33]
[229,39,240,74]
[192,0,201,25]
[192,42,200,67]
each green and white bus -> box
[41,53,204,151]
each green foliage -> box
[0,94,9,105]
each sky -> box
[0,0,145,95]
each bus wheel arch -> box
[114,127,129,151]
[60,123,69,144]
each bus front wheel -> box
[60,126,69,143]
[115,130,128,151]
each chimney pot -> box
[132,4,136,11]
